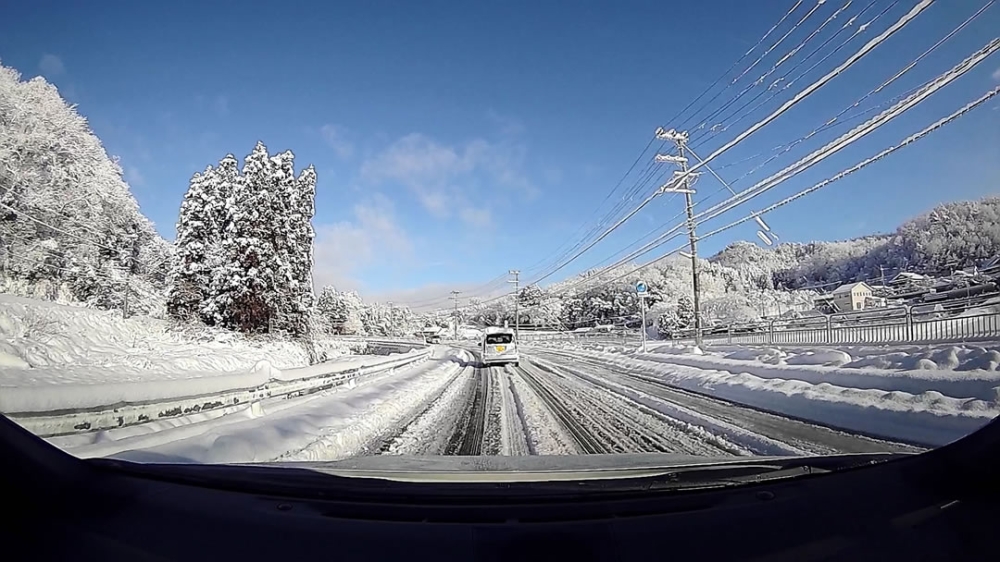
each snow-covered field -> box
[528,339,1000,447]
[3,291,993,463]
[0,295,372,413]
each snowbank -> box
[0,349,426,414]
[0,294,406,413]
[530,346,1000,447]
[56,349,472,463]
[0,295,336,372]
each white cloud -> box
[312,194,412,291]
[360,132,536,223]
[320,124,355,160]
[993,66,1000,82]
[486,109,525,136]
[460,207,492,227]
[543,167,563,184]
[125,166,145,187]
[38,54,65,77]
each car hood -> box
[237,452,908,483]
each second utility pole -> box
[676,137,703,347]
[508,270,520,342]
[657,128,703,347]
[450,290,461,339]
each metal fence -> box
[695,305,1000,346]
[517,303,1000,347]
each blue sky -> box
[2,0,998,306]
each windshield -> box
[1,2,997,481]
[485,334,514,345]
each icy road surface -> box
[46,345,925,463]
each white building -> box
[832,282,876,312]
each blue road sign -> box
[636,281,647,294]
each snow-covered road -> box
[42,344,932,463]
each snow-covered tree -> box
[0,60,171,314]
[206,142,283,332]
[314,286,365,335]
[167,167,216,320]
[175,142,317,335]
[676,295,694,328]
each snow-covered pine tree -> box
[209,141,283,333]
[167,167,216,320]
[268,149,315,337]
[292,164,317,334]
[676,294,694,329]
[265,150,297,333]
[198,155,239,325]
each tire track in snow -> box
[498,367,531,455]
[516,363,613,454]
[445,367,490,455]
[532,349,922,455]
[523,359,743,456]
[376,363,471,456]
[505,366,577,455]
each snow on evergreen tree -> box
[284,160,316,336]
[167,167,216,320]
[675,295,694,328]
[0,60,172,314]
[174,142,317,335]
[206,142,282,332]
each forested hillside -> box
[714,197,1000,290]
[0,61,172,315]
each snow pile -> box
[0,295,392,413]
[841,344,1000,371]
[55,349,469,463]
[530,345,1000,447]
[679,342,1000,372]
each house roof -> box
[889,272,928,283]
[832,281,871,294]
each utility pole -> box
[450,291,461,339]
[656,129,703,347]
[508,270,520,342]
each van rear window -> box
[485,334,513,344]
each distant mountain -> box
[710,196,1000,291]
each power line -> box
[519,2,824,286]
[687,0,847,134]
[665,0,934,198]
[613,34,996,279]
[563,82,998,298]
[676,0,808,130]
[691,36,1000,230]
[0,201,122,255]
[690,0,887,147]
[696,85,1000,242]
[522,1,935,292]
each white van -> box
[481,327,519,367]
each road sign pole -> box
[636,281,648,353]
[640,295,647,353]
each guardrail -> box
[8,347,432,438]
